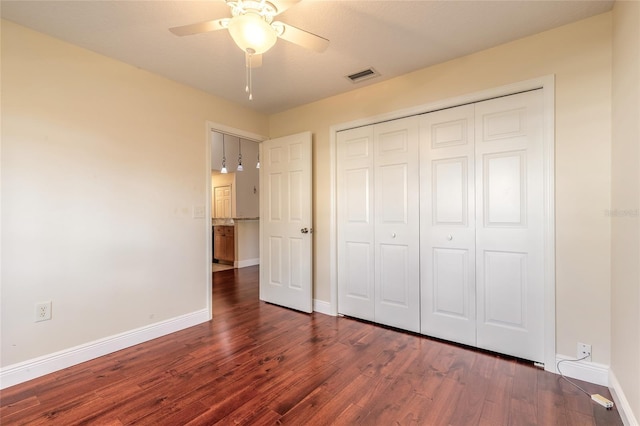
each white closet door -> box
[374,117,421,332]
[420,104,477,345]
[475,90,545,363]
[337,126,375,321]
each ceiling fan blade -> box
[169,19,228,36]
[246,53,263,68]
[269,0,301,15]
[275,22,329,53]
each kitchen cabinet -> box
[214,226,235,263]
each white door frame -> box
[329,75,556,372]
[205,121,267,320]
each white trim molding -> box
[555,354,610,387]
[206,121,267,143]
[609,370,639,426]
[235,258,260,268]
[313,299,333,316]
[0,309,209,390]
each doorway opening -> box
[209,130,262,273]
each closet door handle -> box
[391,233,397,238]
[447,235,453,241]
[301,228,309,234]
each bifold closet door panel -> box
[374,116,421,333]
[475,89,545,363]
[420,104,477,346]
[337,126,376,321]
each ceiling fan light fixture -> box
[228,12,277,54]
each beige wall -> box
[236,220,260,266]
[1,20,268,366]
[270,13,613,363]
[611,0,640,421]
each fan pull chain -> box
[245,50,253,101]
[245,59,249,94]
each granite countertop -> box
[212,217,259,226]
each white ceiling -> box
[1,0,614,115]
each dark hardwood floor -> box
[1,266,623,425]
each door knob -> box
[301,228,309,234]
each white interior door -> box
[475,90,545,363]
[337,126,375,321]
[259,132,313,313]
[374,117,420,332]
[420,104,477,345]
[214,185,232,218]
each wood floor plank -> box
[0,266,624,425]
[480,400,510,426]
[0,395,40,419]
[509,363,540,425]
[303,373,374,425]
[420,376,464,424]
[447,354,492,425]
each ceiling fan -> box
[169,0,330,69]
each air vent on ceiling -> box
[346,67,380,84]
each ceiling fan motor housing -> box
[228,12,278,54]
[227,0,278,22]
[226,0,280,54]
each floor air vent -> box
[346,68,379,83]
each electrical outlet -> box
[35,301,52,322]
[577,342,591,360]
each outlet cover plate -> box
[36,301,52,322]
[577,342,591,360]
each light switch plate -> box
[192,206,205,218]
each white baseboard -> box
[609,369,639,426]
[235,258,259,268]
[313,299,334,316]
[555,354,609,387]
[0,309,209,390]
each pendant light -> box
[221,134,228,174]
[237,138,244,171]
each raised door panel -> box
[420,104,476,345]
[432,248,470,318]
[337,126,375,321]
[483,151,527,227]
[433,158,468,226]
[213,226,234,262]
[374,117,420,332]
[475,90,544,363]
[265,169,286,288]
[214,233,225,261]
[482,251,527,329]
[379,244,410,307]
[224,229,235,262]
